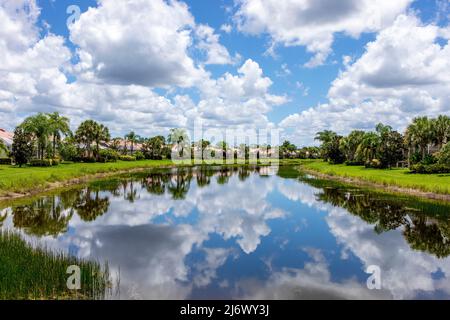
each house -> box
[0,128,13,156]
[107,139,143,153]
[0,128,13,148]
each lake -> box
[1,165,450,299]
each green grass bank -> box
[296,159,450,196]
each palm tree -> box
[356,132,380,162]
[339,130,365,162]
[125,131,137,155]
[75,120,98,158]
[217,141,228,160]
[432,115,450,150]
[405,117,433,159]
[94,124,110,159]
[315,130,337,145]
[200,139,211,160]
[21,113,51,160]
[168,128,190,158]
[48,112,70,158]
[110,137,122,152]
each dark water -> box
[1,166,450,300]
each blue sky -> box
[1,0,449,145]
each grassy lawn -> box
[297,159,450,195]
[0,160,174,196]
[1,158,449,198]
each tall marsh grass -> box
[0,230,111,300]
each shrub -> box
[99,149,119,163]
[134,151,145,160]
[0,158,12,165]
[58,142,78,162]
[119,155,136,161]
[30,159,53,167]
[421,154,437,165]
[77,157,96,163]
[51,159,60,166]
[410,163,450,174]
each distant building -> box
[107,139,143,153]
[0,128,13,157]
[0,128,13,146]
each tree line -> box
[8,113,175,166]
[313,115,450,172]
[4,112,450,172]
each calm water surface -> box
[1,166,450,299]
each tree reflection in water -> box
[315,185,450,259]
[12,194,74,237]
[74,188,110,222]
[4,166,450,259]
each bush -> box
[30,159,53,167]
[421,154,437,165]
[76,157,96,163]
[98,149,119,163]
[410,163,450,174]
[58,142,78,162]
[51,159,60,166]
[119,155,136,161]
[0,158,12,165]
[134,151,145,160]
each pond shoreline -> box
[0,165,181,203]
[300,167,450,202]
[1,160,449,203]
[0,162,272,203]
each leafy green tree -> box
[405,117,433,161]
[356,132,380,163]
[373,123,405,168]
[339,130,365,162]
[315,131,344,164]
[142,136,166,160]
[168,128,190,158]
[48,112,70,158]
[94,124,110,159]
[21,113,51,160]
[75,120,96,158]
[75,120,108,159]
[280,140,297,159]
[432,115,450,150]
[438,142,450,164]
[11,127,33,167]
[58,135,78,161]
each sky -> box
[0,0,449,145]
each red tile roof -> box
[0,129,13,146]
